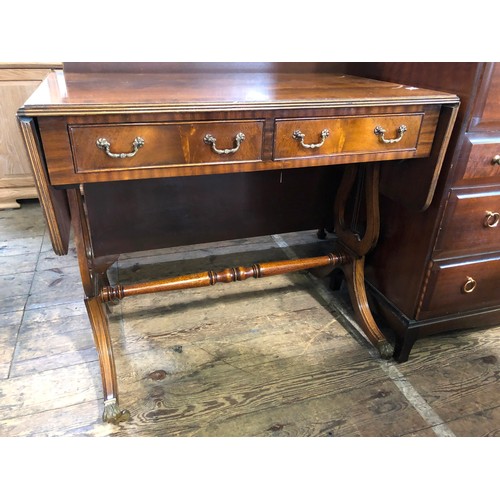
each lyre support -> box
[333,163,394,359]
[334,163,381,258]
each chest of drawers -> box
[18,64,458,420]
[346,63,500,361]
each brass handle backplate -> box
[292,129,330,149]
[374,124,407,144]
[484,211,500,228]
[492,155,500,166]
[96,137,145,158]
[204,132,245,154]
[463,276,477,294]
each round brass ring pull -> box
[463,276,477,294]
[484,211,500,228]
[374,124,407,144]
[96,137,145,158]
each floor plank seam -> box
[7,227,46,380]
[271,233,456,437]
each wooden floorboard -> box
[395,328,500,436]
[1,200,500,438]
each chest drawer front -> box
[273,113,425,160]
[418,255,500,319]
[461,136,500,182]
[435,189,500,256]
[69,120,264,172]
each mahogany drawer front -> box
[418,255,500,319]
[435,189,500,256]
[461,135,500,182]
[68,120,264,173]
[38,104,444,186]
[273,113,425,160]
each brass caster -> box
[377,340,394,360]
[102,399,131,424]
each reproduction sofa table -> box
[18,64,459,422]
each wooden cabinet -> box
[0,64,61,209]
[345,63,500,361]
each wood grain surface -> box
[19,70,458,116]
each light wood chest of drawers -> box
[0,64,62,209]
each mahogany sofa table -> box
[18,65,459,423]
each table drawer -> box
[435,188,500,256]
[69,120,264,172]
[418,255,500,319]
[461,135,500,182]
[273,113,425,160]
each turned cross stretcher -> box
[18,63,459,423]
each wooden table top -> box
[19,70,459,116]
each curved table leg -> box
[68,189,130,423]
[85,296,130,423]
[342,257,394,359]
[332,163,395,359]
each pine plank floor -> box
[1,200,500,437]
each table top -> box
[19,70,459,116]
